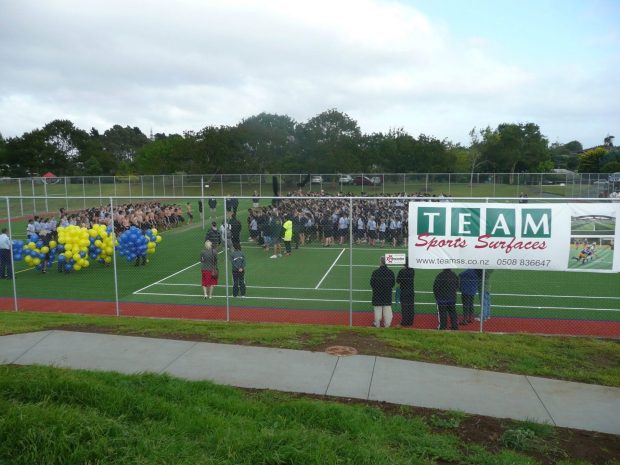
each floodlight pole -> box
[6,197,18,311]
[110,197,120,317]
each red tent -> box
[42,172,56,178]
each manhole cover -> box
[325,345,358,356]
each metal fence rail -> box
[1,194,618,338]
[1,172,618,219]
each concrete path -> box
[1,330,618,435]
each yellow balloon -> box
[32,258,41,265]
[104,256,112,264]
[64,251,73,259]
[94,240,103,247]
[24,255,33,263]
[40,246,49,254]
[82,260,90,268]
[73,264,81,271]
[147,248,155,254]
[49,240,57,249]
[81,239,89,247]
[28,242,36,250]
[151,228,158,235]
[105,247,113,255]
[65,244,73,251]
[156,236,162,243]
[89,230,98,238]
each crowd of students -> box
[25,202,188,240]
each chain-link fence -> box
[1,172,619,220]
[1,193,619,337]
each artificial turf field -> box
[1,199,619,337]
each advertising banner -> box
[408,202,620,272]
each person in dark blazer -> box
[397,258,415,326]
[370,256,396,328]
[433,269,459,330]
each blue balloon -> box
[30,234,39,242]
[36,240,43,248]
[58,254,66,262]
[65,264,73,271]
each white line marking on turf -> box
[134,291,371,304]
[129,291,620,312]
[141,282,620,302]
[133,250,225,294]
[133,262,200,294]
[315,248,346,289]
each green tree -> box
[236,113,299,173]
[101,125,149,164]
[476,123,551,174]
[578,147,607,173]
[83,156,103,176]
[297,109,362,173]
[550,140,582,170]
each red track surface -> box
[1,297,619,338]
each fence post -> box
[31,178,36,215]
[6,197,18,311]
[223,198,230,322]
[82,177,87,209]
[110,197,120,317]
[141,175,144,197]
[172,175,175,196]
[349,196,353,327]
[201,176,205,231]
[181,174,184,197]
[43,180,49,213]
[64,176,68,211]
[98,176,102,203]
[259,174,262,197]
[18,179,24,217]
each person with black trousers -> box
[433,268,459,330]
[229,213,242,245]
[230,242,246,298]
[459,268,478,325]
[370,256,396,328]
[396,259,415,326]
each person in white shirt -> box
[0,228,13,279]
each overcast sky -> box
[1,0,618,147]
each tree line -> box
[0,109,617,177]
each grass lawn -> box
[1,312,619,387]
[1,364,618,465]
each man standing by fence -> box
[0,229,13,280]
[433,269,459,330]
[370,256,395,328]
[230,242,246,298]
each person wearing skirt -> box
[200,240,218,299]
